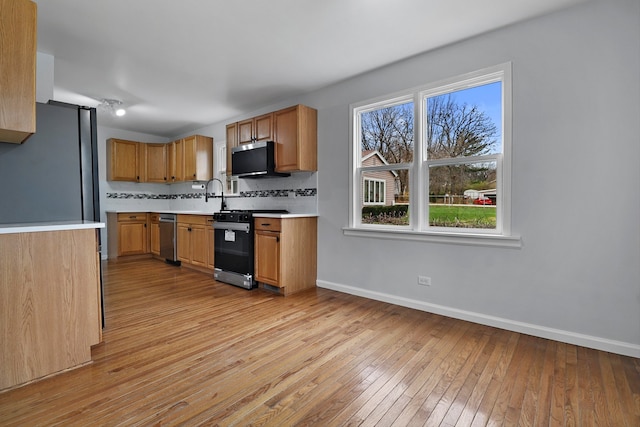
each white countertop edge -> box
[0,221,105,234]
[252,213,318,218]
[106,210,217,215]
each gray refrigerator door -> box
[0,102,96,223]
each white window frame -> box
[363,177,386,205]
[216,141,238,196]
[346,63,521,248]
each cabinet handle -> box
[261,223,271,226]
[129,215,136,219]
[276,236,280,243]
[188,227,192,232]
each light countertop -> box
[105,210,217,215]
[252,213,318,219]
[0,220,105,235]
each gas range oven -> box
[212,210,288,289]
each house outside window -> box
[349,63,513,242]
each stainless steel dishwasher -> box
[159,213,180,265]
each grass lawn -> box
[362,204,496,229]
[429,204,496,228]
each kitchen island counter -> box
[0,224,103,391]
[0,220,104,235]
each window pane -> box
[361,171,409,225]
[428,161,497,229]
[425,81,502,159]
[360,101,414,166]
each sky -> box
[444,81,503,145]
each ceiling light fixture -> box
[99,99,126,117]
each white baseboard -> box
[316,280,640,358]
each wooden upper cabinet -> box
[182,135,213,181]
[146,143,168,183]
[274,105,317,172]
[238,113,273,145]
[226,105,317,175]
[226,123,238,176]
[107,138,144,182]
[108,135,212,183]
[237,119,254,145]
[0,0,37,144]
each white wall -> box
[308,0,639,356]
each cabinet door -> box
[255,230,280,286]
[0,0,36,144]
[238,119,254,145]
[118,221,147,256]
[274,105,317,172]
[193,135,213,181]
[183,136,197,181]
[226,123,238,176]
[254,113,273,142]
[108,139,141,181]
[146,143,168,183]
[190,224,208,267]
[177,223,190,263]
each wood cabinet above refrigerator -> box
[0,0,37,144]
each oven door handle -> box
[212,222,251,233]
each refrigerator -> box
[0,100,104,324]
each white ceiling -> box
[34,0,588,138]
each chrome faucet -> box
[204,178,226,210]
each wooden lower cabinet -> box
[0,228,102,391]
[107,212,149,258]
[177,214,214,271]
[254,216,317,295]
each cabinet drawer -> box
[150,213,160,223]
[254,218,281,232]
[177,214,211,225]
[117,213,147,222]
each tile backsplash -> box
[103,172,318,214]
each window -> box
[349,63,516,244]
[216,141,238,195]
[363,177,386,205]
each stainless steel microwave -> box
[231,141,290,178]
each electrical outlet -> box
[418,275,431,286]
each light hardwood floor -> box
[1,259,638,426]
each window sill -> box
[342,227,522,248]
